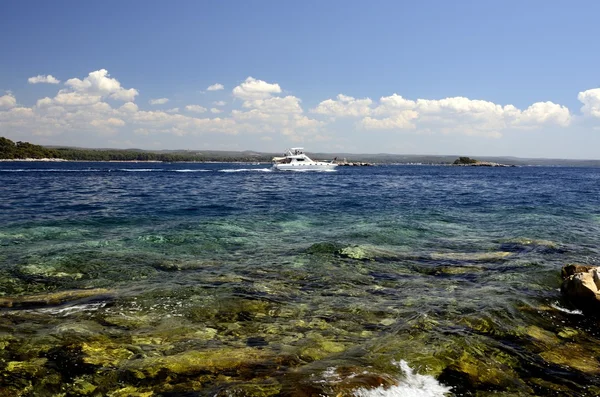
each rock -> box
[430,251,511,261]
[338,246,371,260]
[540,343,600,374]
[80,341,134,367]
[70,378,97,395]
[336,245,401,261]
[560,265,600,311]
[305,242,343,255]
[5,358,48,377]
[107,386,153,397]
[17,263,83,280]
[126,348,274,379]
[561,264,595,279]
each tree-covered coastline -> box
[3,136,600,166]
[0,137,272,162]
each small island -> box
[452,156,514,167]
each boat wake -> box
[218,168,273,173]
[173,169,211,172]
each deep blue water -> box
[1,161,600,396]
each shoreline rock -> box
[560,264,600,312]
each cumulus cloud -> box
[311,93,571,137]
[0,70,241,139]
[232,77,281,100]
[578,88,600,118]
[28,75,61,84]
[65,69,139,102]
[243,96,303,114]
[185,105,207,113]
[149,98,169,105]
[312,94,373,117]
[0,93,17,109]
[1,70,583,145]
[514,101,571,127]
[207,83,224,91]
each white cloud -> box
[360,111,418,130]
[207,83,224,91]
[28,75,61,84]
[53,91,102,106]
[243,96,303,114]
[65,69,138,102]
[312,94,373,117]
[231,93,323,140]
[0,93,17,109]
[232,77,281,100]
[0,70,242,139]
[514,101,571,127]
[0,70,583,148]
[149,98,169,105]
[352,94,571,136]
[185,105,207,113]
[90,117,126,134]
[372,94,416,115]
[578,88,600,118]
[118,102,139,113]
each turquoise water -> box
[1,162,600,396]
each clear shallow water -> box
[1,161,600,396]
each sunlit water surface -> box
[1,162,600,396]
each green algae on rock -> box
[125,347,275,379]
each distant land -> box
[1,136,600,166]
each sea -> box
[1,161,600,396]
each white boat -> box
[272,148,338,171]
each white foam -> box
[354,361,451,397]
[174,169,211,172]
[32,302,107,316]
[550,302,583,315]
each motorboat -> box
[272,148,338,171]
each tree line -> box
[0,137,271,162]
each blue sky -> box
[1,0,600,158]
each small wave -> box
[219,168,273,173]
[550,302,583,315]
[0,169,104,172]
[354,360,451,397]
[174,169,211,173]
[32,302,107,316]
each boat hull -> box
[272,163,337,171]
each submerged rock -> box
[429,251,511,261]
[125,347,274,379]
[540,343,600,374]
[305,242,344,255]
[560,264,600,311]
[17,263,84,280]
[336,245,402,261]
